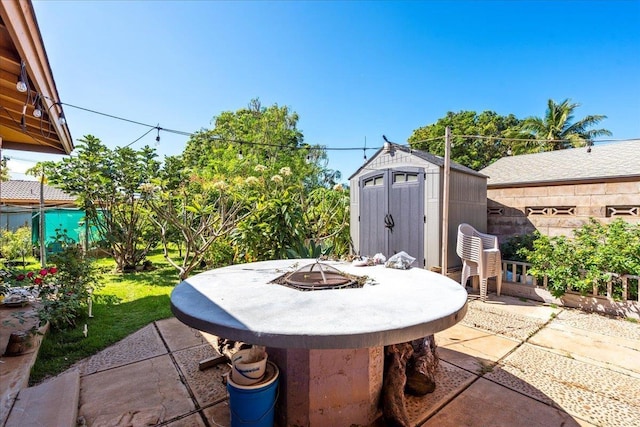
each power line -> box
[19,94,640,152]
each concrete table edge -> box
[171,259,468,349]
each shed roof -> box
[479,140,640,187]
[349,144,486,180]
[0,179,75,204]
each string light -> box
[24,93,640,154]
[33,94,42,118]
[16,61,27,93]
[155,127,161,143]
[20,104,27,131]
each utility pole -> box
[441,127,451,276]
[39,170,46,267]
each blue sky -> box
[7,0,640,182]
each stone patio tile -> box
[164,413,207,426]
[555,309,640,342]
[78,354,195,426]
[469,294,561,321]
[529,319,640,374]
[202,401,231,427]
[406,360,477,425]
[485,343,640,427]
[156,317,218,352]
[173,343,231,407]
[436,347,489,375]
[74,323,167,375]
[461,300,549,341]
[435,323,520,366]
[422,378,580,427]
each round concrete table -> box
[171,259,468,426]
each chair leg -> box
[496,273,502,297]
[480,278,487,302]
[461,264,470,288]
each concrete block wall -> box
[487,180,640,242]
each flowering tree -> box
[140,170,253,280]
[37,136,160,272]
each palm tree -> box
[518,99,612,152]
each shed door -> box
[359,169,424,266]
[389,170,424,266]
[359,171,387,259]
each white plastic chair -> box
[456,223,502,302]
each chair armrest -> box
[477,231,499,250]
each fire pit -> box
[275,261,360,290]
[171,259,467,426]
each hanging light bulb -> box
[16,78,27,93]
[58,111,66,125]
[306,154,311,164]
[33,98,42,119]
[155,128,161,143]
[237,148,243,160]
[16,61,27,92]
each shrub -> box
[522,219,640,298]
[36,231,101,330]
[500,234,536,263]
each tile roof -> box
[479,140,640,187]
[0,180,76,203]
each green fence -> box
[31,209,101,252]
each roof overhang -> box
[0,1,73,154]
[487,174,640,189]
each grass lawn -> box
[29,250,183,385]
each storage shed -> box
[349,144,488,270]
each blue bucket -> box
[227,361,279,427]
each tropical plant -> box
[36,136,161,271]
[140,175,252,280]
[286,239,333,259]
[303,185,351,256]
[232,166,306,262]
[518,98,612,152]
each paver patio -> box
[3,293,639,426]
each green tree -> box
[0,227,32,265]
[0,156,9,182]
[518,99,612,152]
[303,185,351,256]
[37,136,161,271]
[408,110,524,170]
[141,165,253,280]
[183,99,338,189]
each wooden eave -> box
[0,1,72,154]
